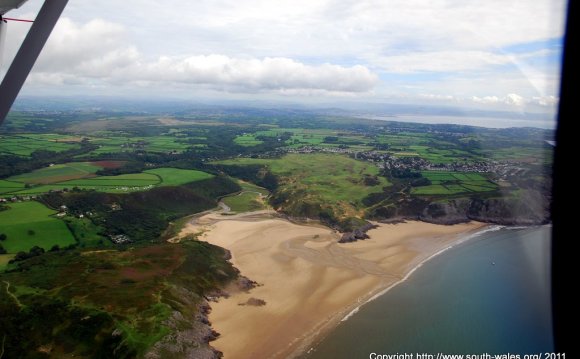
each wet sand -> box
[179,212,485,358]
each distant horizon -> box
[10,95,557,130]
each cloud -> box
[470,93,558,108]
[5,17,377,95]
[369,51,512,73]
[53,0,565,59]
[4,0,565,114]
[121,55,378,93]
[532,95,558,107]
[408,93,559,110]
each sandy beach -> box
[179,212,485,358]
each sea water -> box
[304,226,553,358]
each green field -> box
[412,171,498,195]
[222,192,267,212]
[218,153,389,217]
[144,168,214,186]
[234,134,264,146]
[2,167,215,195]
[7,162,102,184]
[63,173,160,187]
[0,201,76,253]
[221,180,270,213]
[232,127,483,161]
[8,173,160,195]
[63,217,109,248]
[482,146,552,163]
[238,180,270,195]
[233,127,372,149]
[85,135,192,156]
[394,145,478,164]
[0,180,25,194]
[0,134,81,157]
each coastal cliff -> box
[321,189,549,242]
[419,189,550,225]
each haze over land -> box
[3,0,566,128]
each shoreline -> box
[293,223,501,358]
[179,213,488,359]
[343,224,506,319]
[341,225,506,316]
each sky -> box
[1,0,568,125]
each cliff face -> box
[368,189,550,226]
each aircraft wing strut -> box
[0,0,68,124]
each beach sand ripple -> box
[179,212,485,359]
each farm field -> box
[0,201,76,253]
[84,135,192,156]
[233,127,373,149]
[144,168,214,186]
[0,180,25,194]
[392,145,480,164]
[0,134,81,157]
[2,167,215,195]
[232,127,484,162]
[412,171,498,195]
[482,146,552,163]
[7,162,102,184]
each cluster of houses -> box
[245,144,531,181]
[0,195,38,203]
[57,204,131,244]
[109,234,131,244]
[56,205,93,219]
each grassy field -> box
[0,134,81,157]
[144,168,214,186]
[233,127,377,150]
[234,134,264,146]
[232,127,484,162]
[3,167,215,195]
[220,179,270,213]
[85,135,192,156]
[0,180,25,194]
[218,153,389,217]
[239,180,270,195]
[222,192,267,212]
[393,145,478,164]
[7,162,102,184]
[10,173,160,195]
[63,173,161,187]
[0,201,76,253]
[412,171,498,195]
[482,146,552,163]
[64,217,109,248]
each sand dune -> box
[180,213,485,358]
